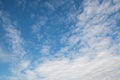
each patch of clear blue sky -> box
[0,62,11,76]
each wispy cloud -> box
[0,10,27,66]
[3,20,25,57]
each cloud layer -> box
[0,0,120,80]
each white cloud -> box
[20,60,30,69]
[12,52,120,80]
[25,70,38,80]
[33,53,120,80]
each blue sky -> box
[0,0,120,80]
